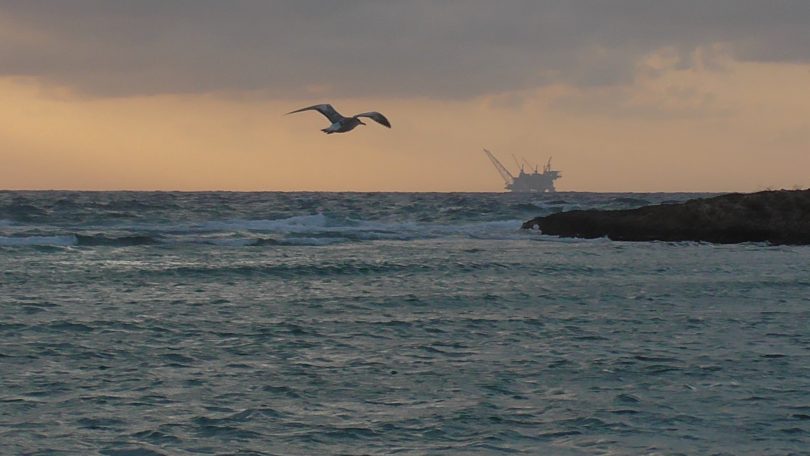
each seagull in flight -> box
[286,104,391,134]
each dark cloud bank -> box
[1,0,808,98]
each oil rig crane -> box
[483,148,561,192]
[483,149,515,189]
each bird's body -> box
[322,116,366,134]
[286,104,391,134]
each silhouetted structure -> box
[484,149,561,192]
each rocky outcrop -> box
[522,190,810,245]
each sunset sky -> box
[1,1,809,192]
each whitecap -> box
[78,213,530,245]
[278,237,350,246]
[203,238,258,247]
[196,213,329,232]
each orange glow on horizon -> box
[1,53,809,192]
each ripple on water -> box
[3,191,810,455]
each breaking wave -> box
[75,234,160,246]
[0,192,705,249]
[0,215,529,248]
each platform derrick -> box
[483,149,561,193]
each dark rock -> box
[522,189,810,245]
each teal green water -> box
[2,191,810,455]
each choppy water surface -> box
[2,191,810,455]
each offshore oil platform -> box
[483,148,561,192]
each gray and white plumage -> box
[286,104,391,134]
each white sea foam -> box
[279,237,350,246]
[121,213,526,243]
[196,213,329,232]
[0,214,527,248]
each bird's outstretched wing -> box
[355,112,391,128]
[286,104,343,123]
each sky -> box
[1,1,809,192]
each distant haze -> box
[2,1,809,191]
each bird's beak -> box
[359,120,366,125]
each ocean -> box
[2,191,810,455]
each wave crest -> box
[0,235,77,247]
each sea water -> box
[2,191,809,455]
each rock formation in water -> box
[522,189,810,245]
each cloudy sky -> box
[2,1,809,191]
